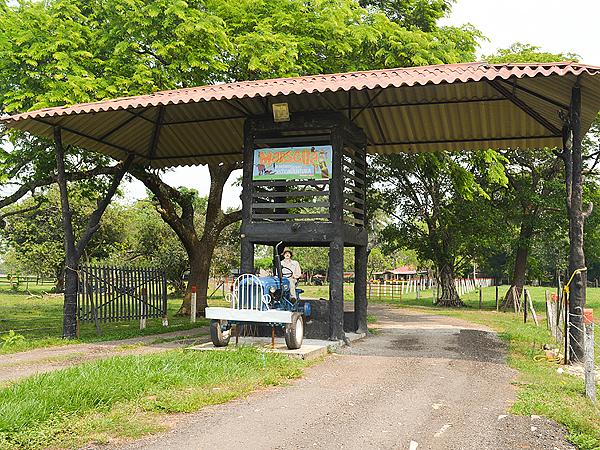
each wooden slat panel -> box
[343,193,365,205]
[253,179,330,187]
[252,190,329,198]
[343,159,365,175]
[254,134,331,145]
[343,148,366,166]
[343,204,365,215]
[252,213,330,220]
[343,215,365,225]
[252,201,330,209]
[343,170,365,185]
[344,183,364,194]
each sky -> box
[6,0,600,209]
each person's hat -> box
[282,247,293,257]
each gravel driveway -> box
[110,304,574,450]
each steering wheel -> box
[281,266,294,279]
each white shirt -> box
[281,258,301,279]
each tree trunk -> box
[436,261,464,307]
[54,266,65,293]
[54,127,132,338]
[62,258,78,338]
[565,84,589,362]
[132,162,241,318]
[503,218,534,309]
[178,239,218,317]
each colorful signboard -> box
[252,145,333,180]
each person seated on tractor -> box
[281,248,302,300]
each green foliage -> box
[99,199,190,292]
[1,187,126,284]
[0,347,305,449]
[484,42,579,64]
[0,282,211,355]
[371,151,506,276]
[0,330,25,347]
[0,0,481,117]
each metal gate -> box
[78,265,167,323]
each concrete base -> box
[186,332,366,360]
[246,299,358,340]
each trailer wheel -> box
[285,313,304,349]
[210,319,231,347]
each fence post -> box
[526,289,539,326]
[161,272,168,326]
[583,308,596,403]
[523,288,528,323]
[191,285,197,323]
[564,295,570,364]
[479,285,482,309]
[495,283,499,312]
[140,287,147,330]
[416,279,420,301]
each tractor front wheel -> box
[210,319,231,347]
[285,313,304,350]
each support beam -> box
[34,118,140,160]
[366,91,386,143]
[497,79,569,111]
[99,108,150,141]
[487,80,562,136]
[240,119,255,274]
[567,82,587,362]
[370,134,561,148]
[354,245,368,334]
[148,106,165,159]
[352,89,384,121]
[329,238,345,340]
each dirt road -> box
[111,305,573,450]
[0,328,208,384]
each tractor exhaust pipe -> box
[274,241,284,300]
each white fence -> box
[368,277,495,301]
[454,277,494,296]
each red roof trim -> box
[2,61,599,123]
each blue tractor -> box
[205,242,311,349]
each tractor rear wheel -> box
[210,319,231,347]
[285,313,304,350]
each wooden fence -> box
[368,277,495,302]
[78,265,167,324]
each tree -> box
[1,187,127,289]
[484,44,585,307]
[497,149,565,306]
[103,199,190,293]
[131,165,241,315]
[1,0,481,321]
[372,151,507,306]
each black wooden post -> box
[241,119,255,274]
[329,238,345,340]
[354,245,368,333]
[565,83,587,361]
[329,128,345,340]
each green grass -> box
[0,284,216,355]
[368,293,600,449]
[0,346,306,450]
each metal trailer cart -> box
[205,243,311,349]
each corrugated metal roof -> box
[2,61,600,167]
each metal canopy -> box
[2,62,600,168]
